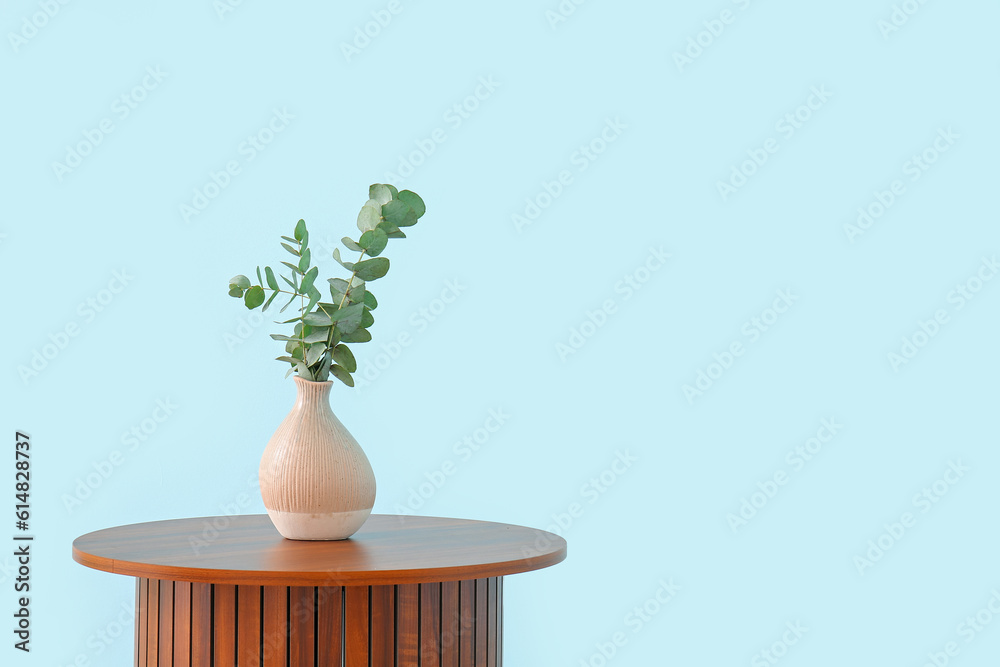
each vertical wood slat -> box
[317,586,343,667]
[370,585,394,667]
[396,584,420,666]
[238,585,261,667]
[191,583,212,667]
[475,579,488,666]
[137,579,147,667]
[174,581,192,667]
[487,578,498,667]
[459,580,475,667]
[159,580,175,667]
[441,581,459,667]
[214,584,237,667]
[148,577,160,666]
[345,586,369,667]
[420,582,442,665]
[289,587,314,667]
[263,586,288,667]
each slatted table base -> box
[135,577,503,667]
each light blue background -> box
[3,0,999,665]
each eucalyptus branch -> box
[227,184,425,387]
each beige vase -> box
[259,376,376,540]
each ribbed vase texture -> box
[259,376,376,540]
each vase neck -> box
[293,376,333,411]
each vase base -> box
[265,507,372,540]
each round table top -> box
[72,514,567,586]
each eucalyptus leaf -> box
[262,289,280,311]
[342,237,363,252]
[256,266,263,286]
[369,184,393,205]
[281,242,300,257]
[332,248,354,271]
[244,285,265,309]
[361,309,374,328]
[330,302,364,323]
[382,199,418,227]
[270,333,299,342]
[359,228,388,257]
[303,328,331,343]
[281,260,303,276]
[294,219,307,242]
[386,184,399,198]
[230,275,251,290]
[280,291,298,313]
[228,286,243,297]
[328,278,351,294]
[333,344,357,373]
[265,266,279,291]
[340,328,372,343]
[303,311,333,326]
[329,364,355,387]
[298,248,311,272]
[300,266,319,294]
[281,235,297,244]
[357,201,382,233]
[354,257,390,281]
[397,190,426,218]
[363,291,378,310]
[304,343,325,366]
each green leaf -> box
[228,286,244,298]
[298,248,311,272]
[369,184,393,205]
[305,342,325,367]
[332,248,354,271]
[281,260,303,276]
[330,364,355,387]
[262,289,280,312]
[357,200,382,233]
[280,274,297,291]
[230,275,251,290]
[306,286,322,313]
[361,308,375,328]
[359,228,388,257]
[265,266,279,291]
[340,328,372,343]
[281,235,297,244]
[303,311,333,326]
[397,190,426,218]
[382,199,418,227]
[342,237,363,252]
[330,302,363,322]
[328,278,351,295]
[354,257,390,281]
[244,285,265,309]
[386,184,399,198]
[303,328,331,343]
[280,291,298,313]
[269,334,299,342]
[256,266,264,286]
[281,242,300,257]
[363,291,378,310]
[386,229,406,239]
[300,266,319,294]
[333,344,357,372]
[294,219,307,242]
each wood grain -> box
[459,579,475,667]
[159,580,174,667]
[288,586,314,667]
[72,514,566,586]
[370,585,394,667]
[316,586,343,667]
[262,586,287,667]
[214,584,236,667]
[396,583,420,666]
[174,581,192,667]
[137,578,147,667]
[237,585,260,667]
[190,583,212,666]
[345,585,369,667]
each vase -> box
[259,376,376,540]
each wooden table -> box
[72,514,566,667]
